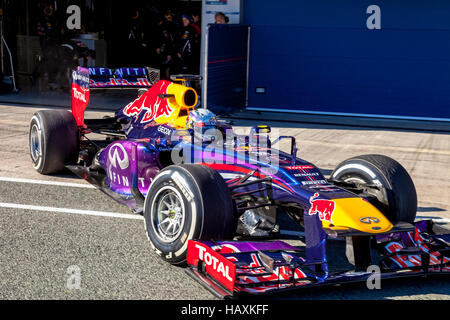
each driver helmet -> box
[187,109,217,130]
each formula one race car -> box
[29,67,450,298]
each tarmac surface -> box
[0,102,449,300]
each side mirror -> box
[170,74,203,88]
[250,125,271,134]
[249,125,272,150]
[138,88,148,97]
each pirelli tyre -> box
[144,164,235,265]
[330,154,417,224]
[29,110,79,174]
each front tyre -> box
[29,110,79,174]
[330,154,417,223]
[144,164,235,265]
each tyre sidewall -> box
[144,168,204,264]
[29,114,45,172]
[332,159,393,216]
[29,110,78,174]
[331,155,416,223]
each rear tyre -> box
[144,164,235,265]
[330,154,417,223]
[29,110,79,174]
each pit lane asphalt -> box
[0,103,449,300]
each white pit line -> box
[0,176,95,188]
[0,202,143,220]
[0,202,448,236]
[1,176,448,228]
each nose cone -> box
[325,198,393,233]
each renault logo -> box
[360,217,379,224]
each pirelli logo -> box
[172,172,193,201]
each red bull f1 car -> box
[29,67,450,298]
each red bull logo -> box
[123,80,174,124]
[308,193,335,223]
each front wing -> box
[186,220,450,298]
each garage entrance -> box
[242,0,450,121]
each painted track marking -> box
[0,202,143,220]
[0,176,95,188]
[1,177,448,226]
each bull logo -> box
[122,81,174,124]
[108,143,129,170]
[308,193,335,222]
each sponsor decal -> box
[301,179,328,186]
[106,144,151,189]
[187,241,236,291]
[171,171,193,201]
[108,143,129,170]
[309,184,341,192]
[107,169,130,187]
[360,217,379,224]
[72,69,90,84]
[123,81,174,124]
[87,67,150,88]
[114,67,147,77]
[89,67,114,76]
[157,125,172,136]
[71,67,90,127]
[196,243,233,281]
[72,86,88,103]
[293,172,320,178]
[308,193,336,223]
[285,165,314,170]
[89,78,152,88]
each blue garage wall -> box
[243,1,450,120]
[206,25,249,114]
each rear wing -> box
[71,66,160,127]
[88,67,160,89]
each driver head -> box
[187,109,217,130]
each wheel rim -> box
[150,186,185,243]
[30,123,41,163]
[341,174,389,210]
[343,176,367,185]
